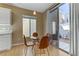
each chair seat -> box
[31,36,38,39]
[27,41,34,45]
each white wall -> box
[0,7,12,51]
[0,7,11,24]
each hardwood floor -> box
[0,45,26,56]
[0,44,70,56]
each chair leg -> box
[33,45,36,56]
[40,49,41,56]
[47,48,49,56]
[24,46,27,56]
[32,45,35,56]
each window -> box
[58,4,70,52]
[23,17,36,37]
[30,19,36,36]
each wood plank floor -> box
[0,44,70,56]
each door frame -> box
[57,3,74,55]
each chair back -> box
[39,36,49,49]
[32,32,38,37]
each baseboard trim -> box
[12,43,24,47]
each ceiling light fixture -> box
[33,11,36,15]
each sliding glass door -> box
[58,4,70,53]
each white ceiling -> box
[10,3,54,13]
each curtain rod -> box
[23,15,37,19]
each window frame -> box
[23,16,37,37]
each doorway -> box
[58,4,70,53]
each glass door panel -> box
[58,3,70,53]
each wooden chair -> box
[34,35,49,56]
[32,32,39,44]
[23,35,34,55]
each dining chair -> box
[32,32,39,44]
[23,35,34,55]
[34,35,49,56]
